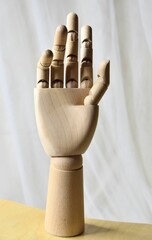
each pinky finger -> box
[37,49,53,88]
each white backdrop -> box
[0,0,152,224]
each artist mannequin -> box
[35,12,110,237]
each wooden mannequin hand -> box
[34,13,110,237]
[34,13,110,158]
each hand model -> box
[35,13,110,237]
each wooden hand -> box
[35,12,110,157]
[34,13,110,237]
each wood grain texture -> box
[51,25,67,88]
[65,13,78,88]
[34,88,99,236]
[34,88,99,157]
[80,25,93,88]
[0,200,152,240]
[84,61,110,105]
[45,156,84,237]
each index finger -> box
[80,25,93,88]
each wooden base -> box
[0,200,152,239]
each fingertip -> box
[40,49,53,67]
[98,60,110,76]
[44,49,53,58]
[67,12,78,18]
[98,60,110,85]
[81,25,92,42]
[54,25,67,46]
[67,12,78,20]
[56,25,67,33]
[67,12,78,32]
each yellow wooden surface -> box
[0,199,152,239]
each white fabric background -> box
[0,0,152,224]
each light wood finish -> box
[34,88,98,157]
[0,200,152,240]
[45,156,84,236]
[84,60,110,105]
[65,12,78,88]
[80,25,93,88]
[34,88,98,236]
[37,50,53,88]
[36,54,110,106]
[35,12,110,237]
[51,25,67,88]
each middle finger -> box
[65,12,78,88]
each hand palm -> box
[35,88,98,157]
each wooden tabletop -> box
[0,199,152,239]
